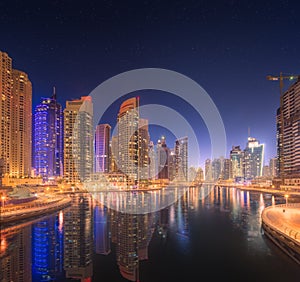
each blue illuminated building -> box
[34,88,63,179]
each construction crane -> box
[266,72,300,96]
[266,72,300,181]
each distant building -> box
[230,145,243,180]
[269,157,277,178]
[156,136,170,180]
[175,137,188,181]
[34,89,63,178]
[263,165,270,177]
[205,158,212,181]
[212,158,222,181]
[222,158,231,180]
[95,124,111,173]
[243,137,264,180]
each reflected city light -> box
[58,210,64,233]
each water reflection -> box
[0,186,299,281]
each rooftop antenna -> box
[248,127,250,138]
[52,86,57,100]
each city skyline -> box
[1,2,300,281]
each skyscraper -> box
[230,145,243,180]
[95,124,111,173]
[156,136,170,180]
[0,51,32,178]
[63,96,93,183]
[34,89,63,178]
[0,51,12,175]
[277,79,300,178]
[175,136,188,181]
[10,69,32,177]
[138,118,149,181]
[117,97,139,185]
[243,137,264,180]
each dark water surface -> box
[1,186,300,282]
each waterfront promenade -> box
[0,195,72,223]
[216,181,300,196]
[262,203,300,265]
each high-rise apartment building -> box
[277,79,300,178]
[0,52,32,177]
[34,89,63,178]
[10,69,32,177]
[63,96,93,183]
[117,97,139,185]
[0,51,12,175]
[95,124,111,173]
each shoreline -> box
[0,196,72,224]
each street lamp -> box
[1,195,6,209]
[284,194,289,207]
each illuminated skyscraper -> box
[95,124,111,173]
[175,136,188,181]
[63,96,93,183]
[243,137,264,180]
[34,88,63,178]
[230,145,243,180]
[10,69,32,177]
[117,97,139,185]
[0,51,12,175]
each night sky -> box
[1,0,300,168]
